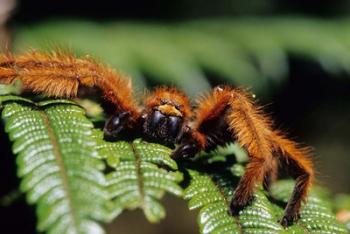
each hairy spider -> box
[0,51,314,227]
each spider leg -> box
[172,86,232,158]
[230,157,270,214]
[280,172,310,226]
[0,51,142,135]
[176,86,275,208]
[272,132,314,227]
[227,89,314,224]
[174,85,314,226]
[104,111,132,138]
[223,87,278,214]
[172,128,205,158]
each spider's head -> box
[142,87,191,147]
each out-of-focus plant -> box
[13,18,350,96]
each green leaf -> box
[92,130,183,223]
[1,96,110,234]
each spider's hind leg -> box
[279,154,313,227]
[272,133,314,227]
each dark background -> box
[1,0,350,233]
[11,0,350,21]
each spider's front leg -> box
[0,50,143,139]
[175,86,276,209]
[172,128,205,158]
[103,111,138,138]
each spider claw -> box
[229,195,254,216]
[229,200,244,216]
[279,213,300,227]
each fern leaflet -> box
[0,96,110,234]
[93,130,183,222]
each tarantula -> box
[0,51,314,227]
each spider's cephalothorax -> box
[0,51,314,227]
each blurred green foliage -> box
[12,18,350,97]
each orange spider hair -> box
[144,86,191,118]
[0,50,140,124]
[174,85,314,226]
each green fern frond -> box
[185,170,241,234]
[92,130,183,222]
[0,92,347,233]
[0,96,110,234]
[184,151,348,234]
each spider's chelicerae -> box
[0,51,314,227]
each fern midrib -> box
[40,110,79,232]
[131,143,146,209]
[210,176,243,234]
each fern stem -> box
[131,142,146,210]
